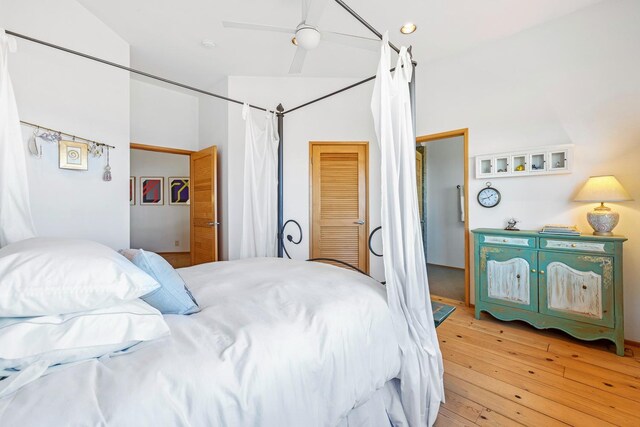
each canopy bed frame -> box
[5,0,417,262]
[1,3,454,424]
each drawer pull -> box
[531,269,537,273]
[503,239,507,242]
[582,285,587,290]
[540,271,545,275]
[571,243,577,248]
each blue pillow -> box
[119,249,199,315]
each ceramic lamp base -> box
[587,204,619,236]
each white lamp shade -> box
[574,175,633,202]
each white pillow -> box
[0,298,170,371]
[0,238,159,317]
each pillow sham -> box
[119,249,199,315]
[0,238,159,317]
[0,298,170,372]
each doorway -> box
[416,130,470,305]
[309,142,369,273]
[129,143,219,268]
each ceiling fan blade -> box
[222,21,296,34]
[289,47,308,74]
[301,0,310,23]
[321,30,380,52]
[304,0,329,26]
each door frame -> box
[309,141,370,273]
[416,129,471,306]
[130,142,195,263]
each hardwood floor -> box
[432,296,640,427]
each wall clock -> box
[477,182,501,208]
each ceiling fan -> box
[222,0,380,74]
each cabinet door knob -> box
[531,269,537,273]
[503,239,507,243]
[540,271,545,275]
[571,243,577,248]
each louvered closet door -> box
[310,143,369,273]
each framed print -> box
[59,140,88,170]
[129,177,136,205]
[140,177,164,205]
[169,177,190,205]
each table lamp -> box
[574,175,633,236]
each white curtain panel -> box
[240,104,279,258]
[0,30,36,247]
[371,33,444,426]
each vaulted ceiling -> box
[78,0,604,89]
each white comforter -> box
[0,258,401,426]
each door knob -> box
[207,221,220,227]
[531,269,537,273]
[354,220,365,225]
[540,270,545,275]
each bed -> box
[0,258,405,426]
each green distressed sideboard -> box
[472,228,627,355]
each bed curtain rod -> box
[334,0,401,55]
[4,30,271,113]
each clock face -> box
[478,187,501,208]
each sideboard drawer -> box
[540,238,614,254]
[481,235,536,248]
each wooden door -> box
[190,146,218,265]
[310,142,368,273]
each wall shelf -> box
[475,144,574,179]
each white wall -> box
[225,76,384,280]
[198,78,230,259]
[1,0,131,249]
[131,78,199,151]
[130,149,190,252]
[424,136,465,268]
[416,0,640,340]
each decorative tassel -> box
[103,147,112,182]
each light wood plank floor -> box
[432,296,640,427]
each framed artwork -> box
[59,140,88,170]
[169,177,190,205]
[129,177,136,205]
[140,177,164,205]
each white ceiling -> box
[77,0,604,90]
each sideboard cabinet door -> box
[538,251,614,328]
[479,247,538,312]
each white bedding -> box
[0,258,402,426]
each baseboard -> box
[625,339,640,347]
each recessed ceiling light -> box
[291,37,298,46]
[400,23,417,35]
[201,39,216,48]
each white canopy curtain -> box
[371,33,444,426]
[0,29,36,248]
[240,104,280,258]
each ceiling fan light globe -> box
[296,27,321,50]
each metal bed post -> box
[408,47,417,141]
[276,104,285,258]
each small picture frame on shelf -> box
[168,177,190,205]
[59,140,88,170]
[140,177,164,205]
